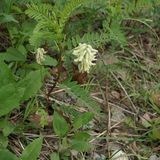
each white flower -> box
[73,43,98,73]
[34,48,47,65]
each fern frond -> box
[25,3,55,20]
[29,31,63,47]
[125,0,153,15]
[11,5,22,13]
[59,0,91,33]
[63,27,127,50]
[59,82,102,116]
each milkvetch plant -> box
[0,0,159,159]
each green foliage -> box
[3,47,26,61]
[0,83,21,117]
[37,109,49,128]
[53,111,68,138]
[0,0,160,159]
[52,111,94,158]
[51,152,60,160]
[0,146,18,160]
[17,68,49,103]
[0,133,8,147]
[70,141,94,152]
[21,137,43,160]
[59,0,91,33]
[59,82,101,115]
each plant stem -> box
[40,65,47,95]
[5,23,14,47]
[47,41,62,98]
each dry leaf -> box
[71,63,87,84]
[111,150,128,160]
[28,111,53,127]
[150,93,160,108]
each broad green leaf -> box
[0,83,21,117]
[18,45,27,57]
[71,112,94,131]
[0,13,18,24]
[4,47,26,61]
[125,117,134,128]
[0,118,7,130]
[51,152,60,160]
[17,68,49,103]
[3,0,16,14]
[53,111,68,138]
[72,132,91,141]
[21,136,43,160]
[152,126,160,139]
[3,122,14,137]
[71,141,94,152]
[22,63,40,69]
[0,133,8,147]
[41,55,58,66]
[0,146,18,160]
[0,58,14,88]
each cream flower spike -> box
[73,43,98,73]
[35,48,47,65]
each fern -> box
[125,0,153,15]
[95,62,126,75]
[29,31,63,47]
[59,80,102,116]
[25,3,58,32]
[64,55,74,77]
[63,27,127,50]
[59,0,91,33]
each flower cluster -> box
[34,48,47,65]
[72,43,98,73]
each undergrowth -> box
[0,0,160,160]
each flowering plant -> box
[34,48,47,65]
[73,43,98,73]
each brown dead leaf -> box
[28,111,53,127]
[120,89,131,106]
[109,91,120,100]
[150,93,160,108]
[141,113,151,122]
[71,63,87,84]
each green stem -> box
[5,23,14,47]
[57,138,62,153]
[40,65,47,95]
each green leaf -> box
[53,111,68,138]
[71,141,94,152]
[152,126,160,139]
[0,58,14,88]
[4,47,26,61]
[0,13,18,24]
[0,118,7,130]
[0,146,18,160]
[71,112,94,131]
[125,117,134,128]
[51,152,60,160]
[17,68,49,103]
[21,137,43,160]
[22,63,40,70]
[3,122,15,137]
[0,133,8,147]
[41,55,58,66]
[72,132,91,141]
[0,83,21,117]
